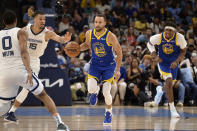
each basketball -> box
[64,41,80,57]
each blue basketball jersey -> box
[90,29,116,68]
[157,32,180,66]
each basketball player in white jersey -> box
[1,10,70,131]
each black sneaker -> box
[4,112,18,122]
[57,123,70,131]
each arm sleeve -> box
[177,33,187,49]
[147,34,161,53]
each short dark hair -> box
[32,10,45,18]
[2,10,17,25]
[93,14,106,22]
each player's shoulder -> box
[176,32,185,39]
[150,33,161,40]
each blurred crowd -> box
[1,0,197,106]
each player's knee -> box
[87,78,98,93]
[103,82,112,105]
[16,88,29,103]
[119,82,127,88]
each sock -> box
[169,102,176,111]
[106,108,112,114]
[9,105,17,113]
[53,113,63,126]
[154,86,164,105]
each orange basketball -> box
[64,41,80,57]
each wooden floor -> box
[0,106,197,131]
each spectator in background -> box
[111,66,127,105]
[71,10,88,33]
[55,47,67,69]
[136,28,152,47]
[191,52,197,84]
[69,58,86,101]
[58,14,71,33]
[126,57,149,105]
[139,54,152,71]
[180,57,197,106]
[95,0,110,15]
[23,5,35,25]
[133,45,143,59]
[79,25,89,43]
[125,0,138,18]
[150,17,162,34]
[134,15,150,32]
[127,26,136,47]
[111,0,125,27]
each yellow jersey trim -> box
[88,74,99,81]
[103,76,114,83]
[163,32,175,42]
[106,31,112,46]
[175,33,179,46]
[157,33,162,45]
[89,29,92,43]
[94,28,107,40]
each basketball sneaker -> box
[57,123,70,131]
[170,110,180,118]
[89,93,98,106]
[103,111,112,125]
[4,112,18,122]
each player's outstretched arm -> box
[108,32,123,80]
[80,30,91,51]
[18,29,33,86]
[46,31,72,44]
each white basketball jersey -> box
[0,27,24,70]
[26,25,48,59]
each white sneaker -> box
[164,102,168,107]
[176,101,183,107]
[170,110,180,118]
[144,101,152,107]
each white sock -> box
[169,102,176,111]
[9,105,17,113]
[53,113,63,126]
[106,108,112,114]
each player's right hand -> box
[26,71,33,87]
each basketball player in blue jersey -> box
[80,14,122,124]
[147,23,187,117]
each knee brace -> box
[88,78,99,94]
[118,82,127,100]
[16,88,29,103]
[103,82,112,105]
[111,82,117,99]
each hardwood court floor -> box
[0,106,197,131]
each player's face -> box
[94,16,106,32]
[34,14,46,29]
[164,28,175,39]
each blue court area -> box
[15,106,197,118]
[10,106,197,131]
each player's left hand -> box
[26,71,33,87]
[114,70,121,81]
[170,61,178,69]
[64,32,72,43]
